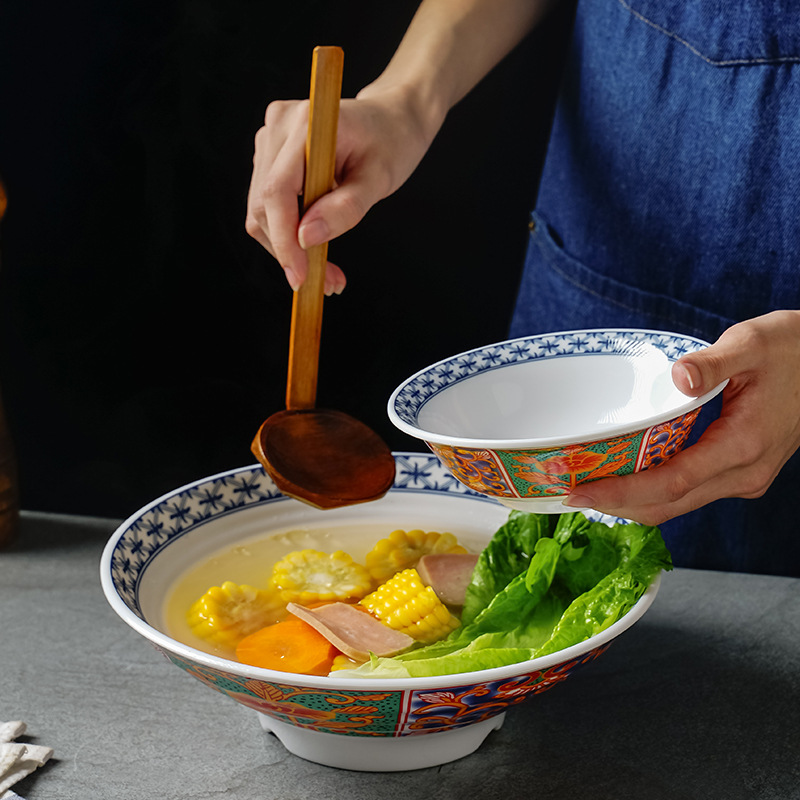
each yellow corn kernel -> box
[330,654,364,672]
[365,529,468,583]
[360,568,460,643]
[270,549,373,605]
[188,581,284,650]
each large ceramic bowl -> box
[389,329,727,513]
[100,453,660,772]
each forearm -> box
[358,0,559,140]
[247,0,560,288]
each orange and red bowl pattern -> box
[160,643,609,737]
[429,407,701,501]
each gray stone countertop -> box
[1,511,799,800]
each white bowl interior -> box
[418,351,681,440]
[101,456,517,686]
[139,487,510,640]
[389,329,727,447]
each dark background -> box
[0,1,573,519]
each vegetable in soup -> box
[165,511,672,679]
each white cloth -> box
[0,722,53,799]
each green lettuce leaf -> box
[461,510,556,625]
[536,520,672,655]
[336,511,671,679]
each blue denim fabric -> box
[510,0,800,575]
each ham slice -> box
[286,602,413,662]
[416,553,480,607]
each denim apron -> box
[510,0,800,575]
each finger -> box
[293,171,385,296]
[563,418,759,525]
[245,100,315,286]
[247,197,346,295]
[298,180,374,251]
[576,314,800,524]
[672,321,761,397]
[258,133,308,287]
[323,261,347,296]
[244,135,301,289]
[244,132,276,251]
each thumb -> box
[672,329,744,397]
[297,181,374,251]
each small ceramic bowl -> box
[100,453,660,772]
[388,329,727,513]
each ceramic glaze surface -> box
[160,643,610,736]
[429,406,701,509]
[389,329,725,448]
[388,330,726,512]
[100,453,660,771]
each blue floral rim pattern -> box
[107,453,493,619]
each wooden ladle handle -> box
[286,46,344,410]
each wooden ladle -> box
[251,46,395,509]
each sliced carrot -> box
[235,617,338,676]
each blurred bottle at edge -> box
[0,176,19,548]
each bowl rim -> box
[100,460,662,692]
[387,328,727,449]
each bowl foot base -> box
[256,711,506,772]
[497,495,587,513]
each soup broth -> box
[164,522,482,661]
